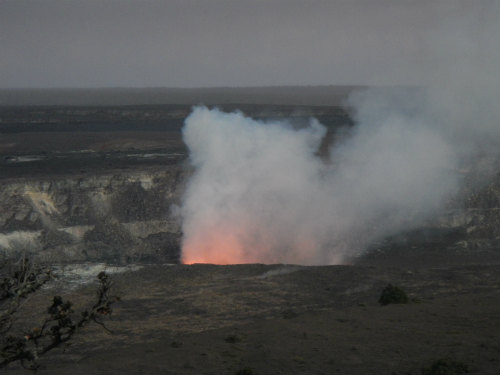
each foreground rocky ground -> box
[3,260,500,374]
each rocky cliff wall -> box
[361,167,500,266]
[1,163,498,265]
[0,166,185,263]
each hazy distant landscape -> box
[0,93,352,178]
[0,86,360,107]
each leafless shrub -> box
[0,257,119,370]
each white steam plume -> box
[179,2,499,265]
[180,102,450,265]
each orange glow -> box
[180,224,326,265]
[181,231,250,265]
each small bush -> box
[422,358,470,375]
[378,284,409,305]
[225,334,241,343]
[281,309,298,319]
[235,367,253,375]
[170,341,182,348]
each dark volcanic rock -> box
[140,232,182,263]
[0,167,184,263]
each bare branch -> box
[0,259,119,370]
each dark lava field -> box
[1,101,499,374]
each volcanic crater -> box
[1,101,499,374]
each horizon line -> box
[0,84,423,91]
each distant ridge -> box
[0,86,364,107]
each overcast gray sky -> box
[0,0,498,88]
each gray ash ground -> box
[4,262,500,374]
[1,103,499,374]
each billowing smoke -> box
[179,2,499,265]
[179,104,441,265]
